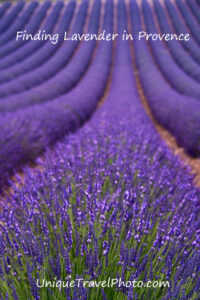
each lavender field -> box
[0,0,200,299]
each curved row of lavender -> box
[0,1,38,46]
[187,0,200,22]
[0,0,78,83]
[0,0,101,112]
[0,0,198,163]
[0,2,10,19]
[176,0,200,45]
[0,1,51,60]
[0,1,199,299]
[165,0,200,65]
[0,1,24,35]
[0,0,100,112]
[0,2,61,69]
[0,1,99,101]
[153,0,200,83]
[0,0,112,187]
[142,0,200,98]
[131,0,200,156]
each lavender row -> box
[0,1,24,35]
[131,0,200,156]
[186,0,200,24]
[0,0,112,186]
[0,1,100,111]
[0,1,38,47]
[142,0,200,99]
[0,2,11,20]
[165,0,200,65]
[0,1,199,299]
[176,0,200,46]
[0,2,62,69]
[154,0,200,83]
[0,0,80,84]
[0,1,51,60]
[0,0,89,95]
